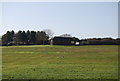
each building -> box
[50,36,80,45]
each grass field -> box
[2,45,118,79]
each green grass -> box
[2,45,118,79]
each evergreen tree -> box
[2,31,15,45]
[30,31,36,44]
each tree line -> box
[0,30,120,46]
[1,30,51,46]
[80,38,120,45]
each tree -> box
[36,31,41,44]
[39,31,48,45]
[60,34,72,37]
[43,29,54,39]
[21,31,28,44]
[26,30,31,44]
[29,31,36,44]
[101,38,114,45]
[10,30,15,45]
[0,38,1,46]
[116,38,120,45]
[15,31,23,45]
[2,31,15,45]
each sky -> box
[0,2,118,39]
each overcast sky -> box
[0,2,118,39]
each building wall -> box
[51,37,80,45]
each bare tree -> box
[43,29,54,39]
[60,34,72,37]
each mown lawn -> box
[2,45,118,79]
